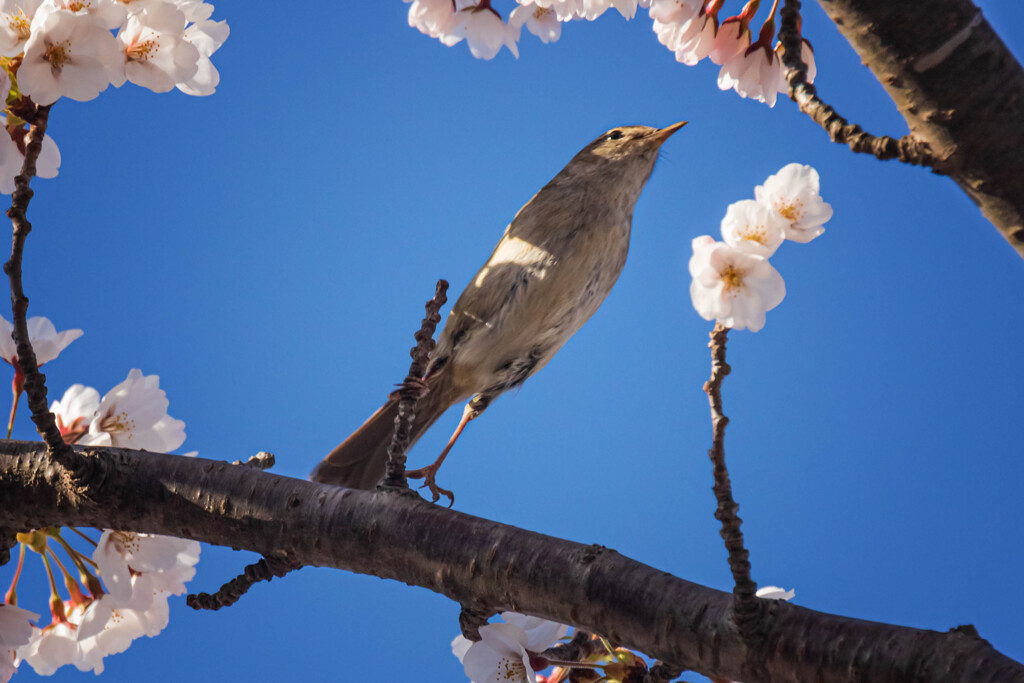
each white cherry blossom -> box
[450,3,519,60]
[650,0,719,66]
[18,9,122,104]
[51,369,186,451]
[45,0,127,30]
[0,0,45,57]
[756,585,795,600]
[452,612,568,683]
[509,4,560,43]
[406,0,459,45]
[114,2,199,92]
[719,41,784,107]
[0,315,82,367]
[93,531,197,602]
[176,16,228,95]
[16,621,78,676]
[708,15,748,65]
[689,235,785,332]
[1,604,38,683]
[529,0,584,21]
[81,369,186,451]
[720,199,786,257]
[755,163,833,242]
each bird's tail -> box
[310,371,461,489]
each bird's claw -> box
[407,464,454,508]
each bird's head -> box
[564,121,687,190]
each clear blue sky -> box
[8,2,1023,681]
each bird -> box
[311,121,686,500]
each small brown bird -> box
[311,122,686,497]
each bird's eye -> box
[607,130,624,140]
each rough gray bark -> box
[1,441,1020,683]
[813,0,1024,257]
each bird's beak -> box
[652,121,688,142]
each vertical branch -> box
[2,104,84,480]
[383,279,448,488]
[702,323,759,634]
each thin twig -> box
[778,0,936,167]
[383,279,449,488]
[702,323,759,635]
[2,103,88,484]
[186,552,300,611]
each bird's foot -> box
[406,463,454,508]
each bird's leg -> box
[407,401,482,506]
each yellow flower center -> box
[126,37,159,62]
[721,265,746,294]
[739,224,767,245]
[496,655,527,681]
[44,40,72,68]
[6,10,30,42]
[776,199,805,223]
[533,7,552,19]
[100,410,136,436]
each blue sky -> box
[7,2,1024,681]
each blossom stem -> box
[7,368,22,438]
[47,528,93,575]
[4,542,26,604]
[68,526,99,548]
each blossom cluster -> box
[452,612,568,683]
[689,163,832,331]
[403,0,813,107]
[11,531,200,676]
[0,315,196,680]
[0,0,228,193]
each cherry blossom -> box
[689,235,785,332]
[0,604,38,683]
[708,14,749,65]
[406,0,459,45]
[176,16,229,95]
[16,621,78,676]
[113,1,200,92]
[0,0,44,57]
[452,612,568,683]
[756,585,795,600]
[509,3,561,44]
[529,0,585,21]
[720,199,786,257]
[18,9,123,104]
[0,315,82,367]
[650,0,719,66]
[754,163,833,242]
[50,369,187,452]
[450,3,519,60]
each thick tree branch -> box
[813,0,1024,257]
[1,440,1020,683]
